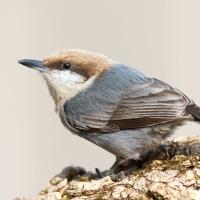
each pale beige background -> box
[1,0,200,199]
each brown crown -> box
[43,50,112,79]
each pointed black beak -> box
[18,59,47,72]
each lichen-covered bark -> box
[15,136,200,200]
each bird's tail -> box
[186,103,200,121]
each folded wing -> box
[64,65,191,133]
[110,78,191,129]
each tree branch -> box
[15,136,200,200]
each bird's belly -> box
[80,128,162,160]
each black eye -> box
[61,63,71,70]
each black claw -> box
[95,168,103,178]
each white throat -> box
[43,70,95,111]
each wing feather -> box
[110,78,190,128]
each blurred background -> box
[1,0,200,199]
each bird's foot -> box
[57,166,95,181]
[95,159,140,181]
[56,160,142,183]
[57,166,126,182]
[95,168,126,181]
[158,142,172,159]
[112,159,141,174]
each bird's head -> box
[18,49,113,109]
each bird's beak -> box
[18,59,47,72]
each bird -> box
[18,49,200,175]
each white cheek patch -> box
[51,70,86,85]
[43,70,95,110]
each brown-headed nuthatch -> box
[18,49,200,175]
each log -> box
[15,136,200,200]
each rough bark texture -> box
[15,136,200,200]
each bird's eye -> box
[60,63,71,70]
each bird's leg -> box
[109,158,141,181]
[95,157,123,179]
[91,160,116,179]
[111,157,142,173]
[95,157,140,181]
[110,157,122,172]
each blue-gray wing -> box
[63,65,191,133]
[110,78,191,129]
